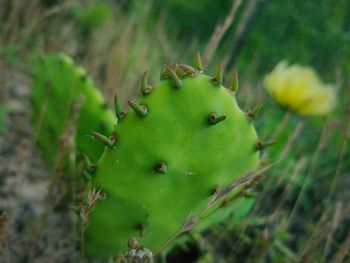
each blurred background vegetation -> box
[0,0,349,262]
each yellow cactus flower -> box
[263,61,336,116]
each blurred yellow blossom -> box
[263,61,336,116]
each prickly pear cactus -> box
[84,55,262,258]
[31,53,116,165]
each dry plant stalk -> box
[0,212,8,242]
[204,0,243,65]
[80,187,106,254]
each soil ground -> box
[0,69,100,263]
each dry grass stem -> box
[204,0,243,65]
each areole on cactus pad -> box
[83,54,263,258]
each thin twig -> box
[286,119,331,228]
[273,157,306,213]
[203,0,242,65]
[272,110,291,140]
[22,2,78,41]
[325,105,350,202]
[331,228,350,263]
[301,105,350,260]
[254,122,303,212]
[323,202,343,257]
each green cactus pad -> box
[31,53,116,165]
[85,63,260,258]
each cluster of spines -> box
[115,237,154,263]
[82,52,274,181]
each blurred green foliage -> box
[153,0,233,39]
[0,43,19,65]
[70,2,111,34]
[0,106,10,134]
[149,0,350,78]
[237,0,350,75]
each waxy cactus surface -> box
[31,53,116,165]
[85,60,261,258]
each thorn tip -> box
[155,162,167,175]
[256,140,275,151]
[166,67,182,89]
[128,100,148,117]
[229,70,239,93]
[92,131,116,147]
[247,105,262,121]
[141,70,153,95]
[209,113,226,125]
[195,51,203,72]
[114,93,126,120]
[212,63,223,86]
[178,64,196,77]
